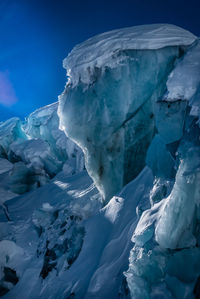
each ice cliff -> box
[1,24,200,299]
[58,23,196,201]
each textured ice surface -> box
[155,145,200,249]
[166,40,200,101]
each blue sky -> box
[1,0,200,120]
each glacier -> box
[0,23,200,299]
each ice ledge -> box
[63,24,197,86]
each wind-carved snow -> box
[63,24,196,87]
[59,24,197,201]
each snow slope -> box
[0,167,153,298]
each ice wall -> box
[58,24,196,201]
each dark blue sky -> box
[1,0,200,120]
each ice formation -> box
[58,24,197,201]
[0,102,84,198]
[1,23,200,299]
